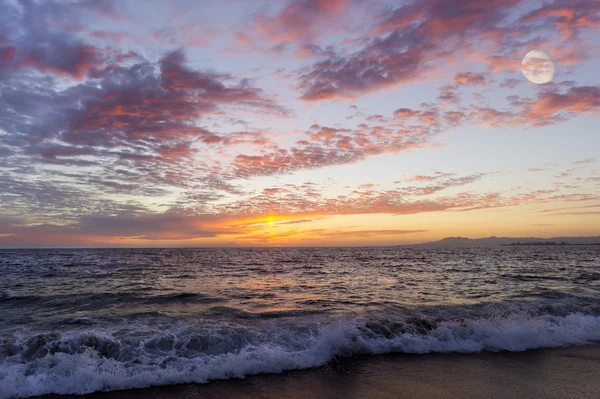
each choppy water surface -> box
[1,247,599,398]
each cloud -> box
[229,121,434,178]
[538,204,600,213]
[233,32,253,46]
[469,85,600,127]
[74,213,223,240]
[499,78,522,89]
[284,81,600,178]
[405,172,455,182]
[437,84,460,104]
[521,0,600,42]
[0,47,289,190]
[574,157,598,165]
[525,86,600,120]
[72,49,287,146]
[216,173,559,220]
[252,228,428,242]
[549,211,600,216]
[0,170,153,226]
[547,194,599,202]
[277,218,322,225]
[253,0,350,45]
[0,212,235,247]
[318,229,427,238]
[0,0,108,79]
[453,72,486,86]
[297,0,600,101]
[298,0,519,100]
[1,167,597,246]
[298,31,431,101]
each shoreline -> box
[38,343,600,399]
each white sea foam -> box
[1,313,600,398]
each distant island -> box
[502,241,600,246]
[402,236,600,248]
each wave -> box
[0,292,224,307]
[1,312,600,398]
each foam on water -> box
[1,312,600,399]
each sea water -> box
[1,247,599,398]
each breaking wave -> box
[1,311,600,398]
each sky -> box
[0,0,599,248]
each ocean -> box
[1,246,599,398]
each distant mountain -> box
[403,236,600,248]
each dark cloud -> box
[0,212,236,247]
[0,0,113,79]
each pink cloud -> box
[71,49,287,145]
[254,0,350,45]
[437,84,459,105]
[453,72,486,86]
[233,32,253,46]
[521,1,600,42]
[526,86,600,119]
[298,0,600,101]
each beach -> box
[40,344,600,399]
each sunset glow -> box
[0,0,599,247]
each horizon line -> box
[2,234,599,250]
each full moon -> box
[521,50,555,84]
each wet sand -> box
[42,344,600,399]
